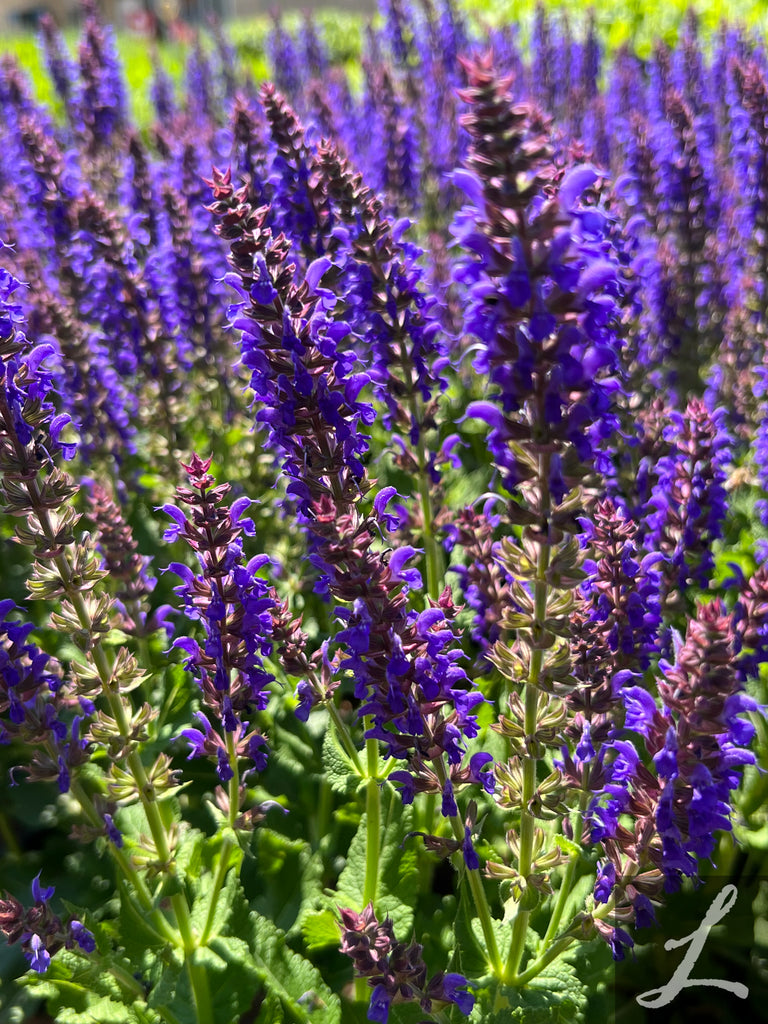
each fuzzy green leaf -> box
[56,995,147,1023]
[146,953,194,1024]
[322,728,365,794]
[301,908,342,951]
[552,834,582,859]
[248,830,314,934]
[190,863,244,942]
[229,910,341,1024]
[255,990,285,1023]
[469,959,588,1024]
[452,878,493,981]
[19,945,153,1022]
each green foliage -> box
[301,909,341,952]
[249,830,321,937]
[241,911,341,1024]
[322,729,365,797]
[452,882,493,981]
[469,960,588,1024]
[19,941,157,1023]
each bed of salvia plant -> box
[1,1,768,1021]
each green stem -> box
[358,701,381,1005]
[412,398,443,602]
[541,790,589,950]
[199,836,235,947]
[316,778,332,846]
[172,893,213,1022]
[226,730,240,829]
[419,461,442,601]
[512,896,618,988]
[86,629,213,1021]
[328,700,364,775]
[432,756,504,978]
[540,853,578,952]
[29,500,210,1023]
[512,933,576,986]
[107,961,149,1001]
[67,775,175,940]
[421,792,437,836]
[505,452,551,981]
[363,730,381,906]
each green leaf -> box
[249,830,314,934]
[271,724,319,780]
[190,863,244,943]
[302,908,342,951]
[322,728,364,795]
[552,835,582,859]
[19,945,154,1023]
[452,877,492,981]
[146,952,193,1024]
[116,880,168,973]
[335,793,419,934]
[255,990,285,1023]
[469,959,588,1024]
[205,934,262,1024]
[56,995,146,1023]
[222,910,341,1024]
[173,827,206,884]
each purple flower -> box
[31,874,54,905]
[623,687,659,738]
[462,826,479,870]
[389,770,416,805]
[373,486,404,530]
[103,813,122,848]
[633,893,656,929]
[653,727,679,781]
[24,933,50,973]
[595,861,616,903]
[69,920,96,953]
[216,747,234,784]
[441,777,458,817]
[442,973,475,1015]
[387,547,423,591]
[367,984,391,1024]
[468,752,495,794]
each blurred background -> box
[0,0,377,36]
